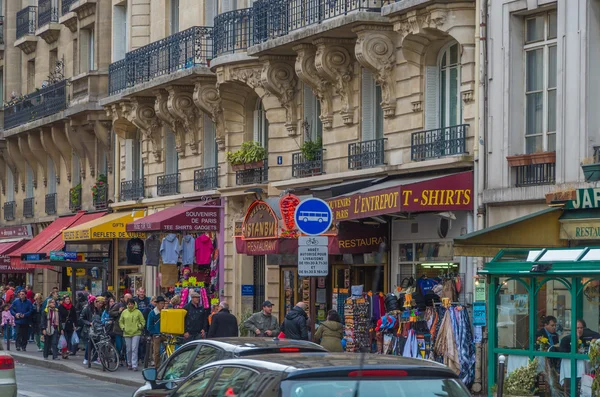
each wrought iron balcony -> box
[157,174,180,197]
[23,197,34,218]
[194,167,219,192]
[514,163,556,187]
[292,149,325,178]
[3,202,15,221]
[348,138,386,170]
[3,80,68,130]
[411,124,468,161]
[45,193,56,215]
[0,16,5,45]
[61,0,76,15]
[38,0,58,28]
[214,8,253,57]
[253,0,382,43]
[69,185,82,212]
[235,159,268,186]
[108,26,214,95]
[93,183,108,210]
[120,178,145,201]
[17,6,36,39]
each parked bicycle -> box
[160,333,185,364]
[87,322,119,372]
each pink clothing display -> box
[1,310,15,326]
[195,234,214,265]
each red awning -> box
[127,200,220,232]
[0,239,29,273]
[10,211,106,269]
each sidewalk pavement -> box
[4,341,145,388]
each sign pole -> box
[310,276,316,337]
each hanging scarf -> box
[46,308,59,335]
[62,302,73,311]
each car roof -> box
[181,337,327,353]
[194,352,456,378]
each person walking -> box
[10,290,33,351]
[243,301,279,337]
[119,298,145,371]
[4,282,15,304]
[109,293,129,365]
[282,302,309,341]
[31,294,44,352]
[1,304,15,345]
[313,310,344,352]
[58,296,78,358]
[80,295,105,365]
[183,291,208,342]
[208,302,238,338]
[41,298,60,360]
[146,296,165,368]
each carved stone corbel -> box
[106,102,137,140]
[0,157,7,195]
[27,132,49,187]
[313,38,356,125]
[18,135,39,188]
[0,147,18,194]
[155,89,184,157]
[193,79,226,151]
[392,8,449,41]
[293,44,334,130]
[51,124,72,183]
[166,86,201,156]
[39,128,62,184]
[354,26,398,118]
[7,139,27,192]
[65,122,87,180]
[130,96,163,163]
[260,56,298,136]
[231,67,264,91]
[75,123,98,178]
[95,120,114,174]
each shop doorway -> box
[253,256,265,312]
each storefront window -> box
[496,278,530,349]
[535,278,571,338]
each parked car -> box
[134,338,327,397]
[152,353,472,397]
[0,343,17,397]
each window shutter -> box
[375,84,384,140]
[6,168,14,202]
[361,69,375,141]
[253,108,261,143]
[203,116,217,169]
[47,158,56,194]
[221,0,235,13]
[165,126,178,175]
[170,0,180,34]
[303,84,316,139]
[26,165,34,198]
[205,0,218,26]
[424,65,440,129]
[72,153,81,184]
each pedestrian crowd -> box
[0,282,345,372]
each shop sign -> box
[565,188,600,209]
[242,201,278,240]
[298,236,329,276]
[473,302,486,326]
[328,172,473,221]
[560,220,600,239]
[241,285,254,296]
[475,281,486,302]
[0,256,28,273]
[0,225,32,239]
[50,251,78,261]
[330,223,387,255]
[66,267,86,277]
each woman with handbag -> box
[58,296,78,358]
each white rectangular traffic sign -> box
[298,236,329,276]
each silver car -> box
[0,343,17,397]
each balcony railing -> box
[157,174,180,197]
[514,163,556,187]
[23,197,34,218]
[61,0,76,15]
[292,149,325,178]
[108,26,214,95]
[194,167,219,191]
[3,202,15,221]
[411,124,468,161]
[69,185,82,212]
[214,8,253,57]
[17,6,36,39]
[93,183,108,210]
[3,80,68,130]
[348,138,386,170]
[253,0,382,43]
[120,178,145,201]
[45,193,56,215]
[0,16,5,45]
[236,159,268,185]
[38,0,58,28]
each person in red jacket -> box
[25,285,34,303]
[4,282,15,304]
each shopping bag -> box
[71,331,79,345]
[581,374,593,397]
[277,331,286,339]
[58,334,67,351]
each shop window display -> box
[496,278,530,350]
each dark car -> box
[134,338,327,397]
[152,353,472,397]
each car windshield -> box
[281,379,471,397]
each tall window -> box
[303,84,322,142]
[27,60,35,93]
[525,11,557,154]
[113,4,128,61]
[80,27,95,72]
[205,0,218,26]
[6,168,14,202]
[170,0,180,34]
[440,43,461,128]
[72,152,81,185]
[165,127,179,175]
[221,0,237,13]
[203,117,217,169]
[25,166,34,198]
[253,99,268,150]
[125,133,143,181]
[47,158,56,195]
[361,69,384,141]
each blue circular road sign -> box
[294,198,333,236]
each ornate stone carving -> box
[130,96,163,163]
[76,123,98,178]
[462,90,474,104]
[95,120,114,174]
[39,128,62,184]
[260,56,299,136]
[412,101,423,113]
[106,102,137,140]
[27,133,49,187]
[232,67,264,90]
[155,89,185,157]
[293,44,333,129]
[193,80,227,151]
[64,123,87,179]
[354,26,398,118]
[51,124,72,183]
[393,8,449,40]
[18,135,39,188]
[167,86,201,156]
[314,39,355,125]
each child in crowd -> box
[1,304,15,342]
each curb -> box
[10,352,144,388]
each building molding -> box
[39,127,63,184]
[7,138,28,192]
[392,8,450,41]
[27,132,49,187]
[18,135,39,189]
[130,96,163,163]
[260,56,299,136]
[51,124,73,183]
[193,79,227,151]
[106,101,137,140]
[154,89,183,158]
[166,85,201,156]
[64,122,88,180]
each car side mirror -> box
[143,368,157,382]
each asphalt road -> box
[15,363,137,397]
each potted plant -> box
[70,183,82,204]
[502,359,539,397]
[226,141,267,171]
[582,149,600,182]
[530,151,556,165]
[506,154,532,167]
[91,174,107,201]
[300,137,323,162]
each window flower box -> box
[507,154,532,167]
[530,151,556,164]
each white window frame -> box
[438,42,462,129]
[524,11,557,154]
[360,69,384,141]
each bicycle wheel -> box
[99,342,120,372]
[143,336,151,369]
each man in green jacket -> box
[119,298,145,371]
[243,301,280,337]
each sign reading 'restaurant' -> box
[328,171,473,221]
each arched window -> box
[253,99,269,150]
[425,42,461,130]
